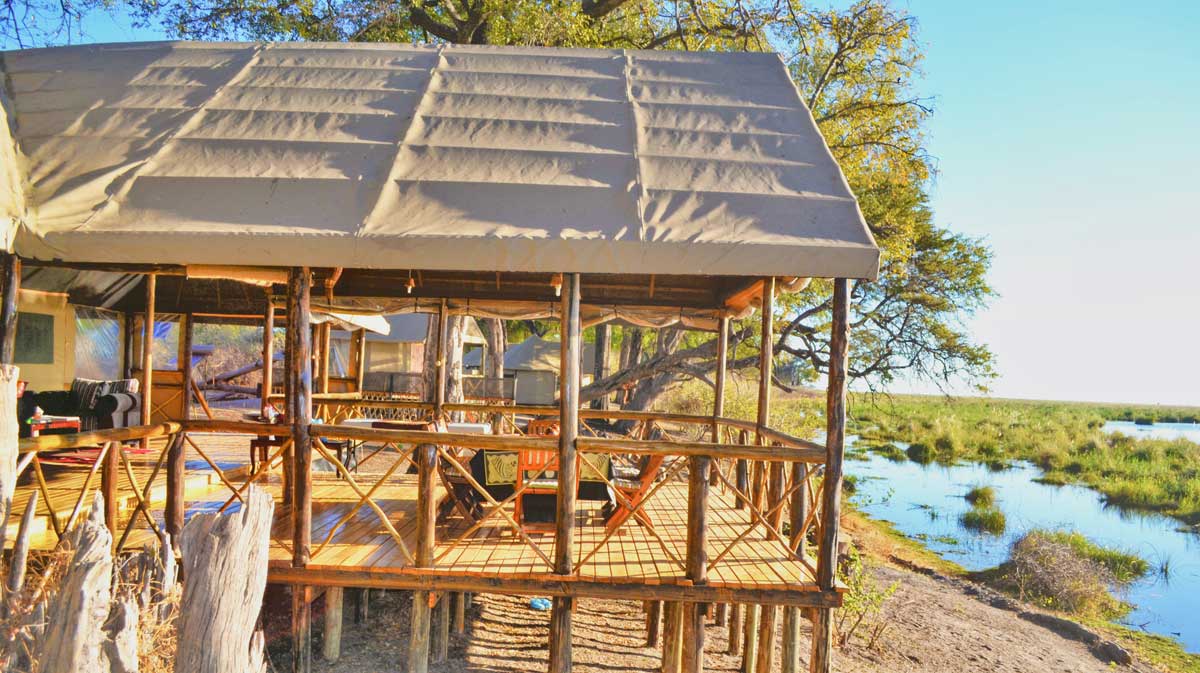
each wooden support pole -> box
[101,441,117,535]
[712,316,728,443]
[181,313,194,421]
[323,587,343,662]
[435,593,451,662]
[590,323,609,410]
[0,254,19,365]
[741,605,759,673]
[755,276,774,447]
[140,273,156,447]
[122,312,134,379]
[810,278,849,673]
[353,328,367,392]
[781,606,802,673]
[354,588,369,624]
[755,604,777,673]
[727,603,742,656]
[287,267,313,673]
[410,437,438,673]
[434,300,449,418]
[550,272,581,673]
[262,294,275,417]
[662,601,683,673]
[453,592,466,634]
[646,600,661,647]
[164,432,186,547]
[682,453,709,673]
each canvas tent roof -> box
[0,41,878,280]
[464,335,595,373]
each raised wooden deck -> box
[11,432,839,607]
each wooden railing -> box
[15,403,832,603]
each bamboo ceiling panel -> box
[1,41,878,279]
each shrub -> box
[906,442,934,465]
[1029,530,1149,583]
[960,506,1006,535]
[964,485,996,507]
[836,547,898,650]
[998,531,1128,618]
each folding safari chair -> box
[604,454,666,534]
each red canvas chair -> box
[604,454,665,534]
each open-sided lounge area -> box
[0,40,879,673]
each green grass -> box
[1085,620,1200,673]
[1029,529,1149,583]
[964,485,996,507]
[959,506,1006,535]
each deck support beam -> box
[549,272,581,673]
[590,323,609,410]
[322,587,343,662]
[432,593,449,662]
[661,601,683,673]
[410,431,438,673]
[287,267,314,673]
[0,253,19,365]
[810,278,849,673]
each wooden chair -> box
[604,454,666,534]
[513,448,560,531]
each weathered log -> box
[175,486,274,673]
[39,494,112,673]
[104,596,139,673]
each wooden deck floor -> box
[12,432,830,603]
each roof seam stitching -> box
[620,50,649,250]
[358,43,446,243]
[76,42,273,233]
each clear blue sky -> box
[6,2,1199,406]
[901,0,1200,406]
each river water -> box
[845,432,1200,652]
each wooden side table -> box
[28,415,81,437]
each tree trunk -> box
[444,317,465,420]
[39,494,112,673]
[484,319,507,427]
[175,486,274,673]
[421,315,438,403]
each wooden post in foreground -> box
[433,300,448,419]
[0,364,19,553]
[409,432,438,673]
[164,432,187,548]
[682,451,709,673]
[549,272,581,673]
[177,487,274,673]
[287,268,314,673]
[0,253,19,365]
[181,313,194,421]
[727,603,742,655]
[810,278,849,673]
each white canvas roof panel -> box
[0,41,879,280]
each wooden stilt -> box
[755,605,777,673]
[741,605,759,673]
[715,603,727,627]
[409,591,431,673]
[661,602,683,673]
[287,267,314,673]
[432,593,449,662]
[646,600,661,647]
[0,254,20,365]
[781,607,801,673]
[549,272,581,673]
[323,587,343,662]
[727,604,742,656]
[810,278,849,673]
[453,592,466,634]
[354,588,369,624]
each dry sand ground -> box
[264,563,1164,673]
